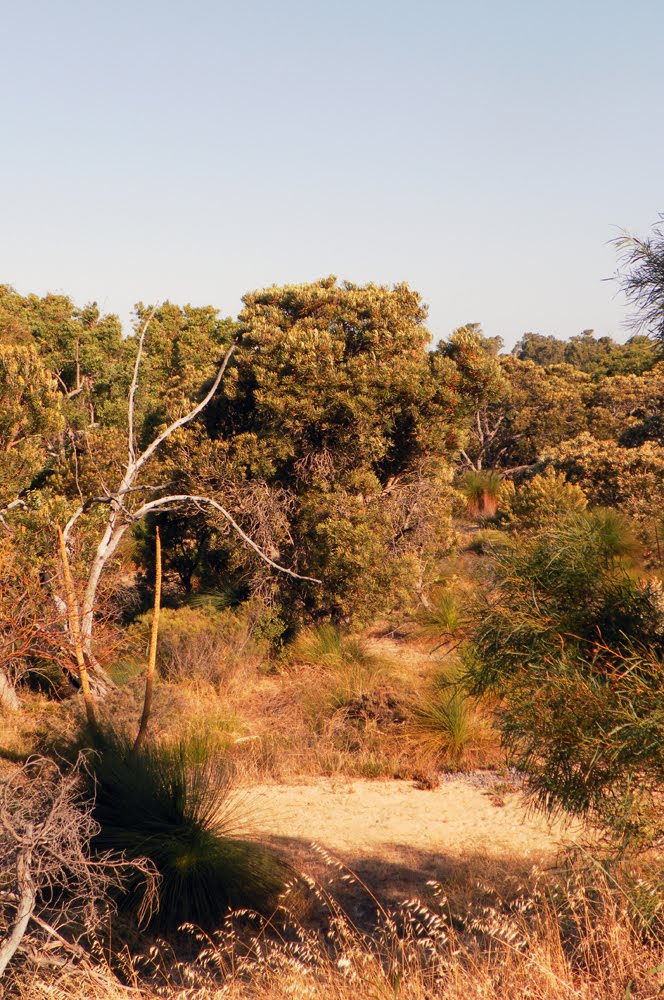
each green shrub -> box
[129,606,251,684]
[544,433,664,522]
[465,511,664,851]
[505,467,588,530]
[78,727,290,930]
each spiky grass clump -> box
[289,624,383,671]
[458,470,503,520]
[465,528,511,554]
[588,507,641,565]
[409,663,489,770]
[80,727,290,930]
[411,688,483,770]
[414,588,462,644]
[289,624,395,713]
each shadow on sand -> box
[260,833,564,934]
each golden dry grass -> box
[18,632,498,783]
[2,625,503,782]
[12,860,664,999]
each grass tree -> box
[615,214,664,347]
[77,728,290,929]
[458,469,503,520]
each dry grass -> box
[11,859,664,999]
[3,630,503,783]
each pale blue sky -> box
[1,0,662,346]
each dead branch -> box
[0,756,157,980]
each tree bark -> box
[57,526,96,728]
[0,671,19,712]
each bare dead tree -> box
[0,498,27,535]
[57,526,96,727]
[0,756,156,980]
[459,410,506,471]
[58,308,320,690]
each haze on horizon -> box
[2,0,662,347]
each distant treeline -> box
[1,278,663,632]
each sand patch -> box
[239,776,579,904]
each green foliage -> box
[226,277,452,477]
[493,356,591,467]
[130,605,252,685]
[587,363,664,445]
[545,433,664,521]
[250,606,287,650]
[0,344,64,504]
[440,340,592,471]
[465,513,664,850]
[79,727,290,929]
[504,467,588,530]
[513,328,659,377]
[186,278,459,624]
[497,649,664,849]
[3,270,664,691]
[439,325,507,407]
[129,301,237,439]
[564,329,658,378]
[0,285,128,429]
[512,332,566,366]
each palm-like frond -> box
[80,727,289,930]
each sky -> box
[1,0,662,348]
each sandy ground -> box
[239,776,579,905]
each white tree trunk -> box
[0,671,19,712]
[0,843,36,978]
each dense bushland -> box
[1,218,664,994]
